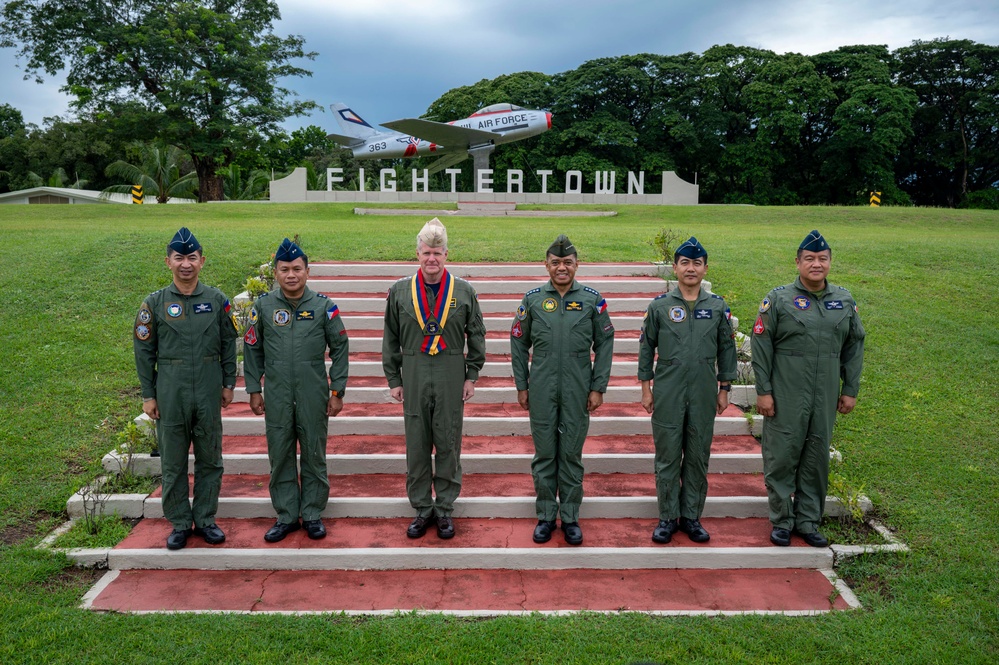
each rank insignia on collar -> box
[824,300,844,310]
[565,301,582,311]
[669,306,686,322]
[274,309,291,325]
[166,303,182,318]
[542,298,558,312]
[793,296,811,310]
[296,310,314,320]
[695,309,712,319]
[194,302,213,314]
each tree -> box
[0,1,317,201]
[26,167,88,189]
[103,142,197,203]
[895,39,999,206]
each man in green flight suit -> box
[244,238,349,542]
[383,218,487,540]
[752,230,865,547]
[134,227,238,550]
[511,235,615,546]
[638,237,737,544]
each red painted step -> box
[222,401,700,419]
[118,517,807,551]
[219,434,761,456]
[343,351,642,362]
[235,375,650,389]
[87,567,851,613]
[324,291,666,301]
[148,472,766,499]
[343,328,643,339]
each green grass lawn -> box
[1,203,997,663]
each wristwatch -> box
[331,389,344,397]
[719,384,732,392]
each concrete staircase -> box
[80,262,860,614]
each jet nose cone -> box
[546,112,553,129]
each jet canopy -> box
[470,103,524,116]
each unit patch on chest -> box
[274,309,291,326]
[694,309,712,319]
[824,300,844,310]
[565,301,582,311]
[668,306,686,322]
[542,298,558,312]
[793,296,811,310]
[166,303,183,318]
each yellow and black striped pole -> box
[131,185,143,204]
[869,191,881,207]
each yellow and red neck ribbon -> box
[411,269,454,355]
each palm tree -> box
[103,143,197,204]
[217,164,271,200]
[26,167,89,189]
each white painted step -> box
[106,546,831,572]
[107,451,763,477]
[308,263,669,278]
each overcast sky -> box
[2,0,998,133]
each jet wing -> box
[380,118,497,147]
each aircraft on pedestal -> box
[327,102,553,173]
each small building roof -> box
[0,186,195,204]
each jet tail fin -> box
[330,103,380,141]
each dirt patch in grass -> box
[841,571,896,602]
[45,565,104,592]
[0,510,62,546]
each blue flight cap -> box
[275,237,307,264]
[167,227,201,255]
[674,236,707,261]
[799,230,830,252]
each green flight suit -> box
[382,272,486,518]
[751,277,865,533]
[243,287,349,524]
[637,288,738,521]
[133,282,238,531]
[510,281,615,523]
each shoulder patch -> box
[525,287,542,296]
